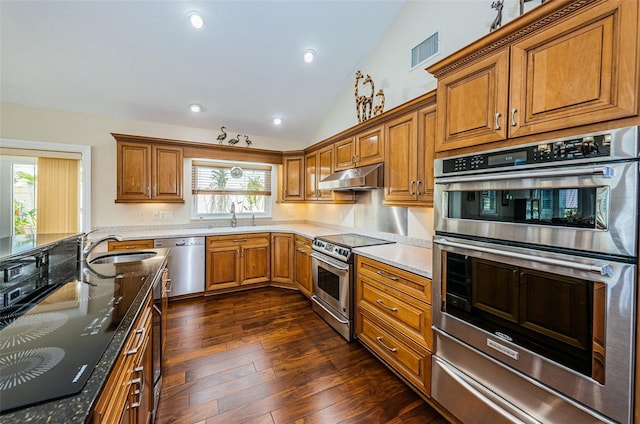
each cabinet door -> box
[334,137,356,171]
[206,245,241,291]
[117,142,152,201]
[416,105,436,205]
[294,236,312,298]
[317,145,334,201]
[282,154,305,202]
[108,239,154,251]
[152,145,183,202]
[240,238,270,285]
[355,125,384,167]
[435,48,509,152]
[304,151,318,200]
[509,0,638,137]
[271,233,294,286]
[384,112,418,203]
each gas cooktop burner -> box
[0,312,68,350]
[0,347,65,390]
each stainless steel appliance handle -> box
[436,166,614,184]
[311,295,350,324]
[433,355,540,424]
[311,253,349,271]
[435,238,613,277]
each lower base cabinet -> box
[293,235,312,298]
[92,295,153,424]
[355,255,433,398]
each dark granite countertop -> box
[0,249,168,424]
[0,233,81,261]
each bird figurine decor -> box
[354,70,384,123]
[228,134,240,145]
[244,135,252,147]
[216,126,227,144]
[489,0,504,32]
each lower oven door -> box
[433,236,635,424]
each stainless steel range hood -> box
[318,163,383,191]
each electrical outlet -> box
[152,211,159,220]
[159,211,173,220]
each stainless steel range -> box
[311,233,394,341]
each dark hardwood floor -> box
[156,287,449,424]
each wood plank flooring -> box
[156,287,449,424]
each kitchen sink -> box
[89,251,158,264]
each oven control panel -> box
[312,239,351,263]
[441,132,612,174]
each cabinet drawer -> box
[357,311,431,397]
[207,233,270,248]
[358,275,432,350]
[294,235,311,251]
[357,256,431,304]
[108,239,154,251]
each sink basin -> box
[89,251,157,264]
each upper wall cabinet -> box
[334,125,385,171]
[428,0,639,152]
[305,145,354,203]
[115,140,184,203]
[281,152,305,202]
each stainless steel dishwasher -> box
[154,237,205,298]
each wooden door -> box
[117,142,151,201]
[282,154,305,201]
[509,0,638,138]
[294,236,312,298]
[271,233,294,286]
[152,145,183,202]
[435,48,509,152]
[355,125,384,167]
[206,244,241,291]
[317,145,334,201]
[416,105,436,206]
[240,237,270,286]
[334,137,356,171]
[304,151,318,200]
[384,112,418,204]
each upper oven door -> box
[434,160,638,257]
[311,251,350,316]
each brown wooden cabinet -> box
[333,125,384,171]
[294,235,313,298]
[281,153,305,202]
[271,233,294,288]
[115,140,183,203]
[108,239,154,251]
[304,145,354,203]
[206,233,270,293]
[355,255,433,397]
[93,296,153,424]
[429,0,639,152]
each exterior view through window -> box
[192,161,273,218]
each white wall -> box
[0,102,307,228]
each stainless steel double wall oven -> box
[432,126,638,423]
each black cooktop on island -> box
[0,274,146,413]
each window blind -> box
[192,161,272,196]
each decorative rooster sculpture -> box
[216,126,227,144]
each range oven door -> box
[434,160,638,257]
[311,250,352,340]
[433,236,635,424]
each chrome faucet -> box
[230,202,237,227]
[83,234,122,259]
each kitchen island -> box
[0,239,168,424]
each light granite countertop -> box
[354,243,433,279]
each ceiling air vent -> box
[411,32,439,68]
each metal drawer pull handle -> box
[166,278,173,293]
[376,299,398,312]
[126,327,146,355]
[376,336,397,352]
[376,271,398,281]
[297,248,308,253]
[511,108,517,126]
[416,180,422,195]
[233,239,248,242]
[494,112,501,130]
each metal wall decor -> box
[489,0,504,32]
[215,127,253,147]
[354,70,385,123]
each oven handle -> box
[435,166,614,184]
[311,252,349,271]
[435,238,614,277]
[311,295,350,324]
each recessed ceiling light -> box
[302,49,316,64]
[273,118,282,125]
[190,104,202,113]
[188,12,205,29]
